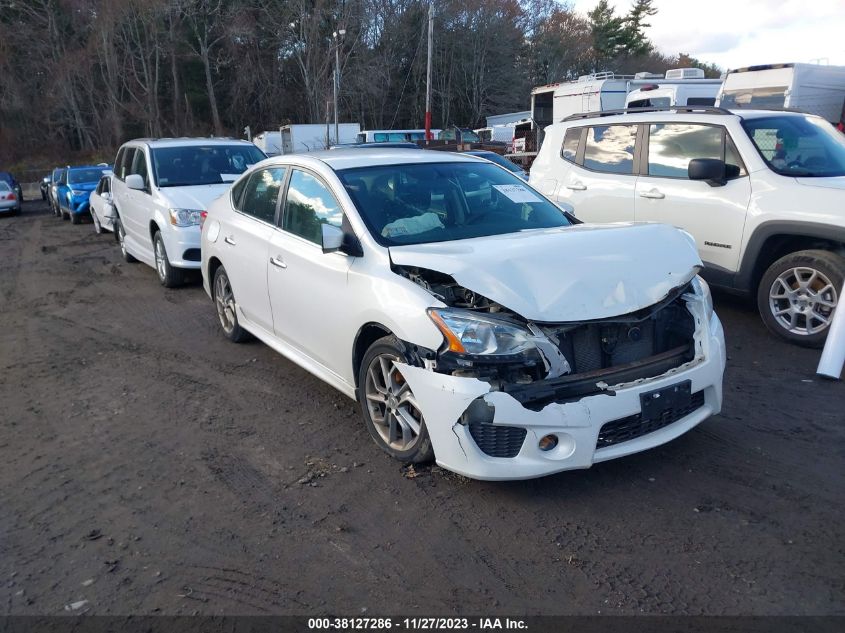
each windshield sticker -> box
[492,184,542,203]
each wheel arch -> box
[352,322,394,392]
[737,222,845,293]
[207,256,224,295]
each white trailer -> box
[253,131,282,156]
[279,123,361,154]
[717,63,845,123]
[625,81,721,109]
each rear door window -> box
[239,167,286,224]
[583,125,638,174]
[561,127,582,163]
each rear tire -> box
[757,249,845,348]
[153,231,185,288]
[212,265,251,343]
[70,212,81,225]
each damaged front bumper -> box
[397,304,726,481]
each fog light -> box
[539,434,558,451]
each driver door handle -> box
[269,256,287,269]
[566,181,587,191]
[224,236,236,246]
[640,188,665,199]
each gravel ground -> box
[1,199,843,616]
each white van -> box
[110,138,266,287]
[717,63,845,123]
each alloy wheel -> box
[364,355,424,452]
[768,266,838,336]
[154,238,167,282]
[214,271,237,335]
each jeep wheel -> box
[757,249,845,348]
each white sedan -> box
[89,173,115,234]
[201,149,726,480]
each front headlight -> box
[690,276,713,319]
[169,208,204,227]
[427,308,535,356]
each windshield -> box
[151,145,266,187]
[337,161,571,247]
[69,168,106,184]
[742,115,845,177]
[0,182,10,192]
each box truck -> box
[279,123,361,154]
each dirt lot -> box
[1,199,843,616]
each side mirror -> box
[321,223,344,253]
[125,174,146,191]
[102,191,112,201]
[689,158,726,187]
[42,177,49,184]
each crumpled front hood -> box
[389,223,702,322]
[795,176,845,191]
[159,184,231,210]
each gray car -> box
[0,181,21,215]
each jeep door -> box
[634,122,751,275]
[552,123,639,223]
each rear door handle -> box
[269,256,287,269]
[566,182,587,191]
[639,189,665,199]
[224,236,236,246]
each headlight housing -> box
[690,275,713,319]
[169,208,204,227]
[428,308,535,356]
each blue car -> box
[58,166,110,224]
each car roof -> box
[125,137,258,149]
[288,148,483,171]
[68,165,107,171]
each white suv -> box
[530,107,845,347]
[201,149,725,480]
[111,138,266,287]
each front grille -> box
[468,423,527,458]
[596,390,705,449]
[183,248,201,262]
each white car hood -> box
[795,176,845,191]
[389,223,702,322]
[159,183,231,210]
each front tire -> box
[212,266,251,343]
[757,249,845,348]
[70,212,81,225]
[153,231,184,288]
[115,216,138,263]
[358,336,434,464]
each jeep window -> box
[687,97,716,106]
[338,161,571,247]
[583,125,637,174]
[720,86,787,110]
[648,124,747,179]
[742,115,845,177]
[150,145,265,187]
[648,124,722,178]
[561,127,581,163]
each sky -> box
[571,0,845,70]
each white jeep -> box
[530,107,845,347]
